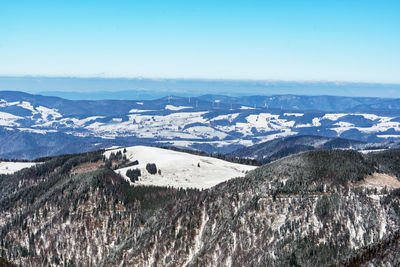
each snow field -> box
[0,162,37,175]
[104,146,257,189]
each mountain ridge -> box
[228,135,370,163]
[1,147,400,266]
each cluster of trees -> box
[259,149,376,195]
[126,169,141,182]
[366,148,400,178]
[104,149,134,169]
[146,163,157,175]
[104,148,144,171]
[124,162,159,184]
[113,160,138,170]
[264,145,314,163]
[117,179,199,211]
[108,151,127,162]
[0,158,32,163]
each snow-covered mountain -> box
[2,91,400,159]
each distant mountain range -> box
[2,76,400,99]
[3,91,400,159]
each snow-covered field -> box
[0,162,37,175]
[2,97,400,155]
[104,146,257,189]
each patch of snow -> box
[0,162,37,175]
[35,106,62,122]
[380,213,387,238]
[0,111,23,126]
[0,100,36,114]
[184,126,228,140]
[18,101,37,113]
[17,128,57,134]
[256,130,297,143]
[334,121,354,127]
[165,105,191,111]
[377,134,400,139]
[105,146,122,150]
[237,113,295,136]
[128,108,155,113]
[240,106,255,110]
[330,121,355,135]
[357,113,381,121]
[295,123,313,128]
[322,113,347,121]
[359,149,387,154]
[210,113,240,122]
[312,118,321,127]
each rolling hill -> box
[3,91,400,159]
[104,146,256,189]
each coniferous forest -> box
[0,148,399,266]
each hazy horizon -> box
[2,76,400,100]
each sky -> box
[0,0,399,84]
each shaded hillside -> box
[229,135,368,163]
[365,148,400,178]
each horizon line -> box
[0,89,397,101]
[1,75,400,86]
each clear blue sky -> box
[1,0,399,83]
